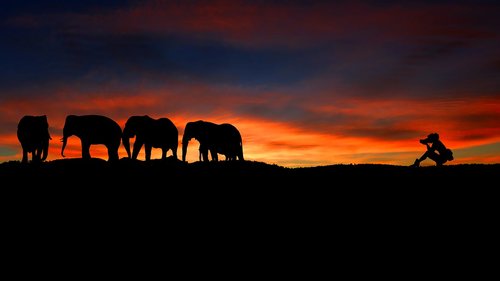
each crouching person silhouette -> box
[410,133,454,167]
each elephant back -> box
[71,115,122,143]
[17,115,50,142]
[157,118,177,130]
[85,115,121,132]
[213,123,243,158]
[218,123,242,143]
[146,117,178,146]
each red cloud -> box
[10,0,496,48]
[1,79,499,166]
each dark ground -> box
[2,158,498,211]
[1,158,496,267]
[1,157,498,185]
[1,158,497,203]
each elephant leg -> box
[145,144,152,161]
[108,147,119,162]
[132,141,143,160]
[201,148,209,162]
[21,147,28,163]
[210,149,218,162]
[172,147,178,160]
[82,141,91,159]
[198,144,205,161]
[33,147,41,162]
[161,148,167,160]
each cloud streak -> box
[2,79,498,166]
[1,0,499,166]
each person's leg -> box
[425,151,445,166]
[411,150,436,167]
[410,158,420,167]
[432,154,447,166]
[411,153,425,167]
[418,151,431,162]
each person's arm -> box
[429,142,440,152]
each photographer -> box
[410,133,454,167]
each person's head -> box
[420,133,439,144]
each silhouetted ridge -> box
[1,159,498,187]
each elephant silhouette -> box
[61,115,122,161]
[17,115,52,163]
[182,120,244,163]
[122,115,178,161]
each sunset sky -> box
[1,0,499,167]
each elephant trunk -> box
[123,136,131,158]
[122,126,133,159]
[182,141,188,162]
[41,138,49,161]
[182,134,189,162]
[61,136,67,157]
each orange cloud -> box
[1,81,499,166]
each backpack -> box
[445,148,454,161]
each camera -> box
[420,133,439,145]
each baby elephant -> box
[17,115,52,163]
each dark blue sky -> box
[1,0,499,166]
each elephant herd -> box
[17,114,244,164]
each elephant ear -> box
[42,115,49,127]
[64,115,78,132]
[125,115,142,135]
